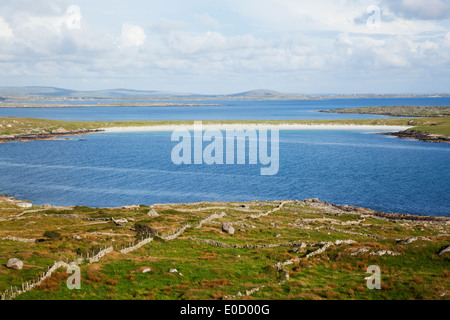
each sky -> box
[0,0,449,94]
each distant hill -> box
[227,89,313,100]
[0,86,448,101]
[0,87,197,99]
[0,87,76,97]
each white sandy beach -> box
[102,124,411,133]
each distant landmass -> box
[0,86,449,101]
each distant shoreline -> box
[0,102,222,108]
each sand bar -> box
[103,124,411,133]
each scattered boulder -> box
[6,258,23,270]
[169,268,178,273]
[72,235,82,240]
[142,268,152,273]
[147,209,159,217]
[112,218,128,226]
[222,223,235,235]
[400,236,431,245]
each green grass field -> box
[1,197,448,300]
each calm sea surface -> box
[0,98,449,216]
[2,97,450,121]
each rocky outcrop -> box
[381,130,450,143]
[0,129,104,144]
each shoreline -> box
[0,103,222,108]
[0,129,103,144]
[0,123,413,144]
[381,130,450,143]
[102,124,412,132]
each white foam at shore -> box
[102,124,411,132]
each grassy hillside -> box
[0,197,448,300]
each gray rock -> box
[439,245,450,256]
[147,209,160,217]
[142,268,152,273]
[222,223,235,235]
[169,268,178,273]
[401,236,431,245]
[351,248,369,256]
[7,258,23,270]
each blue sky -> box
[0,0,449,94]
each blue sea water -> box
[0,98,449,216]
[1,97,450,121]
[0,129,448,216]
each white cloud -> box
[0,0,449,93]
[119,23,146,48]
[65,5,82,30]
[383,0,450,20]
[0,17,13,39]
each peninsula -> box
[1,116,449,143]
[319,107,450,143]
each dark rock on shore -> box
[0,129,104,144]
[380,130,450,143]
